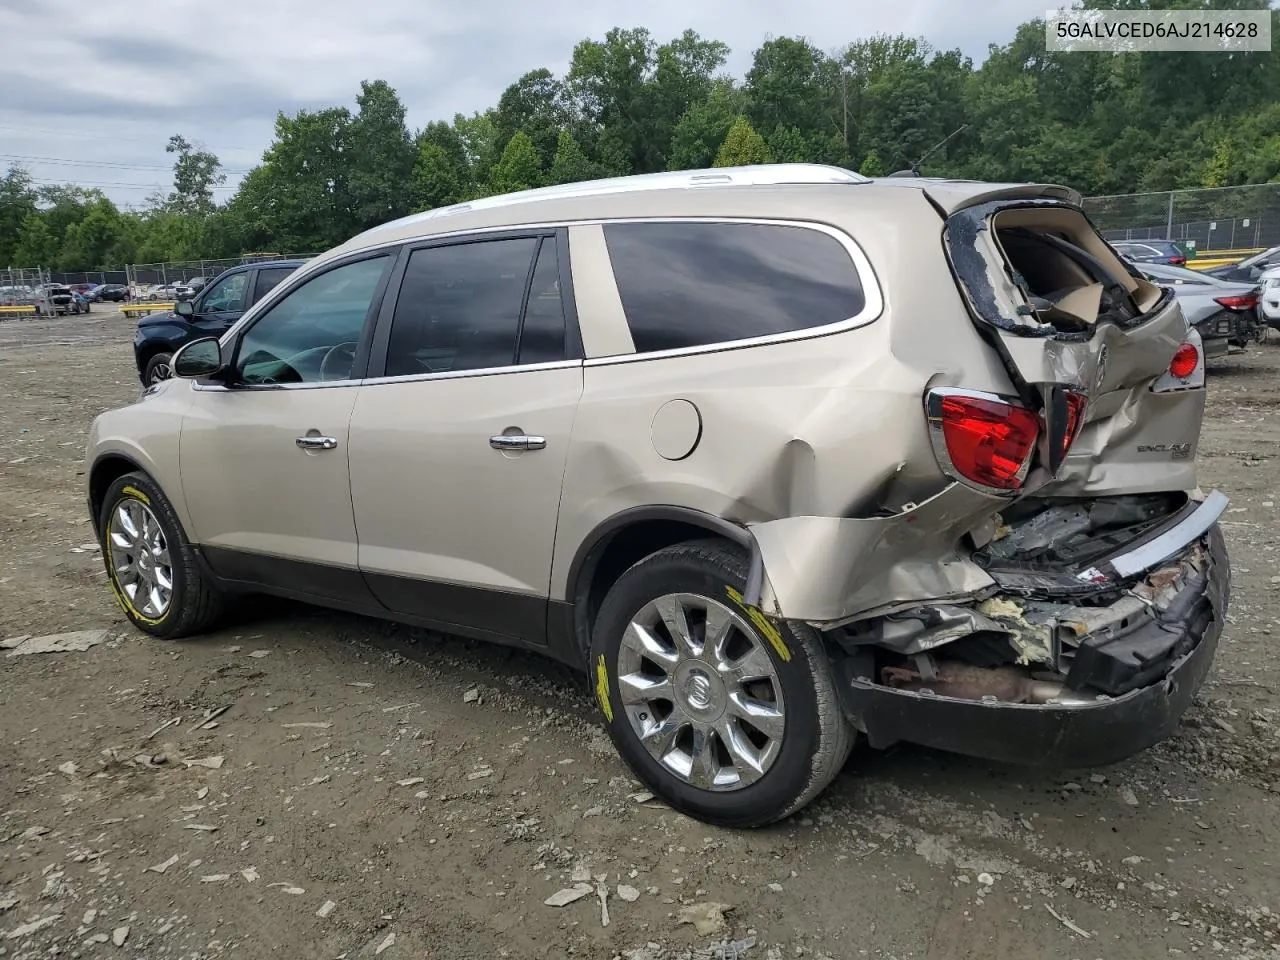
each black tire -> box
[143,352,173,385]
[589,539,854,828]
[98,471,224,639]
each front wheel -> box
[99,472,223,639]
[143,352,173,385]
[590,540,854,828]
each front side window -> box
[383,237,543,378]
[234,256,389,385]
[201,272,248,313]
[603,221,866,354]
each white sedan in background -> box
[1261,263,1280,329]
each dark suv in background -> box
[132,260,304,385]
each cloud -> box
[0,0,1049,205]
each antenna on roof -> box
[887,124,969,178]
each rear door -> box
[347,230,583,645]
[936,186,1204,497]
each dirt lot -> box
[1,308,1279,960]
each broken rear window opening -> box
[944,199,1175,344]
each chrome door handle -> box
[489,435,547,451]
[296,436,338,450]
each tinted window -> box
[235,256,389,385]
[384,238,538,377]
[201,272,248,313]
[253,267,295,303]
[603,222,865,353]
[519,239,568,365]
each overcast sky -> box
[1,0,1050,207]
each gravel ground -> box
[1,309,1279,960]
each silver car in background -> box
[1130,260,1262,357]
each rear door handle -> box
[489,435,547,451]
[296,436,338,451]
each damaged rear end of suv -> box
[746,180,1229,772]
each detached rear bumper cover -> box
[836,518,1229,768]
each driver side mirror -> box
[174,299,194,318]
[172,338,225,379]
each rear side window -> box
[603,221,866,354]
[384,238,540,377]
[253,267,295,303]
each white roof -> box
[358,163,869,241]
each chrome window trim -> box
[359,357,583,387]
[192,358,583,392]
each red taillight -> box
[1170,256,1186,266]
[1215,294,1258,311]
[933,393,1040,491]
[1169,341,1199,379]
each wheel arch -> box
[89,452,150,526]
[565,506,763,658]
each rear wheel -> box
[143,352,173,385]
[589,539,853,828]
[99,471,223,639]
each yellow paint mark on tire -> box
[105,513,165,626]
[726,586,792,663]
[595,654,614,723]
[120,485,151,506]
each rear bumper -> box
[837,515,1229,768]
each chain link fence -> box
[124,253,319,301]
[0,267,52,318]
[1083,183,1280,258]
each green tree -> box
[767,124,812,163]
[412,142,467,210]
[859,151,887,177]
[165,135,226,216]
[452,111,501,194]
[0,167,38,266]
[713,117,772,167]
[667,79,746,170]
[547,131,603,185]
[568,28,659,173]
[348,80,416,231]
[12,212,59,266]
[489,131,542,194]
[236,106,355,251]
[744,37,832,138]
[58,198,132,269]
[495,69,574,169]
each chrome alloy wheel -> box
[616,593,786,791]
[108,499,173,619]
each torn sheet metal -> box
[944,199,1204,499]
[748,484,999,624]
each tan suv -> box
[86,164,1229,827]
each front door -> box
[348,232,582,643]
[189,269,250,338]
[179,253,396,604]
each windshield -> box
[1240,245,1280,269]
